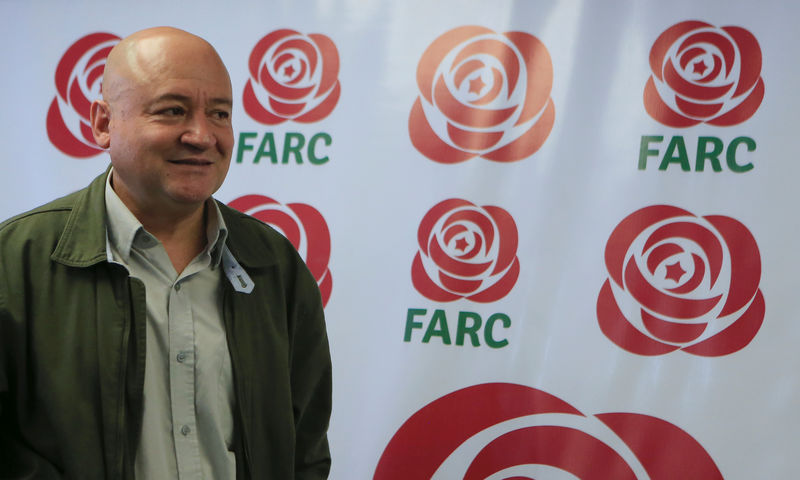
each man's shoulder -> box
[0,188,86,239]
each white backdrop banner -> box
[1,0,797,478]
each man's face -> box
[102,35,234,215]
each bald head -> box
[89,26,235,221]
[102,27,231,106]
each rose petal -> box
[430,237,492,277]
[597,413,724,480]
[68,78,91,120]
[669,253,705,294]
[409,98,477,163]
[664,59,733,101]
[439,270,483,294]
[597,280,679,356]
[444,209,495,249]
[723,26,762,97]
[505,31,553,125]
[227,194,279,213]
[482,97,555,162]
[276,38,318,75]
[707,77,764,126]
[308,33,340,97]
[417,198,474,253]
[649,21,712,82]
[704,215,761,316]
[641,309,706,343]
[605,205,693,286]
[472,68,504,106]
[411,253,462,302]
[679,31,735,77]
[417,26,495,103]
[644,221,722,286]
[269,96,307,116]
[260,63,315,101]
[464,426,637,480]
[453,38,520,96]
[682,290,764,356]
[646,243,683,275]
[625,260,720,319]
[249,29,298,79]
[243,81,288,124]
[55,32,119,100]
[675,96,724,119]
[468,257,520,303]
[296,81,341,123]
[643,77,700,127]
[483,205,518,274]
[434,76,517,128]
[446,122,504,150]
[46,99,102,158]
[454,59,483,88]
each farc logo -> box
[644,21,764,127]
[375,383,723,479]
[47,32,120,157]
[410,26,555,163]
[412,199,519,302]
[228,195,332,307]
[243,29,341,124]
[597,205,764,356]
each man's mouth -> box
[169,158,213,166]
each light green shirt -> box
[104,172,236,479]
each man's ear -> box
[90,99,111,149]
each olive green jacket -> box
[0,171,331,479]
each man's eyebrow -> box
[148,93,233,108]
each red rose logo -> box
[228,194,332,307]
[597,205,764,356]
[412,199,519,303]
[644,21,764,127]
[409,26,555,164]
[46,32,120,158]
[243,29,340,124]
[374,383,723,479]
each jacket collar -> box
[50,166,275,270]
[51,168,111,268]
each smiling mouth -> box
[169,159,213,166]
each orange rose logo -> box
[412,199,519,302]
[228,195,332,307]
[46,32,120,158]
[644,21,764,127]
[597,205,764,356]
[243,29,340,124]
[410,26,555,163]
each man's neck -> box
[139,203,208,274]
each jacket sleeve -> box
[289,267,332,479]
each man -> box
[0,27,331,479]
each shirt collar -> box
[104,169,228,267]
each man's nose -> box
[181,114,216,149]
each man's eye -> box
[212,110,230,120]
[162,107,185,116]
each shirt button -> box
[180,425,191,436]
[174,283,181,291]
[176,352,187,363]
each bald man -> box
[0,27,332,479]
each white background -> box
[0,0,797,478]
